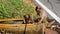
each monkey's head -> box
[35,6,42,13]
[24,14,33,23]
[24,14,31,20]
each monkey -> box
[35,6,48,23]
[34,6,41,23]
[24,14,34,24]
[35,6,56,30]
[35,6,56,24]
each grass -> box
[0,0,36,19]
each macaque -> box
[35,6,56,26]
[35,6,47,23]
[35,6,56,30]
[24,14,34,24]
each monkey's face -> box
[24,14,30,20]
[25,15,29,19]
[24,15,29,20]
[36,8,40,13]
[36,8,42,14]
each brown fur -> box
[24,14,34,24]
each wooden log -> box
[0,18,24,24]
[0,24,43,34]
[0,18,24,22]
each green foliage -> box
[0,0,36,19]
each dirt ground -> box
[45,28,58,34]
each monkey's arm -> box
[39,11,47,23]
